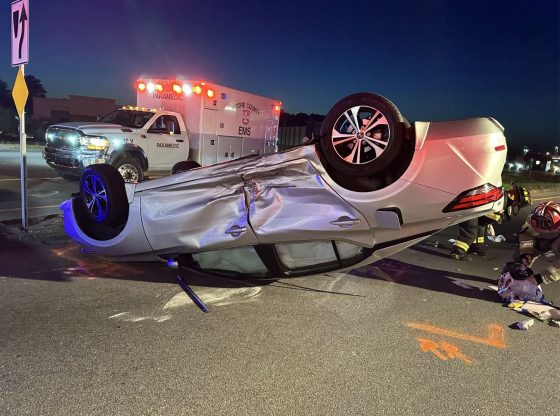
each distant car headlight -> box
[80,136,109,150]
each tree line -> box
[0,75,47,140]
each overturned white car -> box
[61,93,507,278]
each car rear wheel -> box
[318,93,407,187]
[79,164,128,227]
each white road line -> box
[0,204,60,213]
[0,177,61,182]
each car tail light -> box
[443,184,503,213]
[137,81,146,92]
[207,89,215,98]
[193,85,202,95]
[172,83,183,94]
[155,83,164,92]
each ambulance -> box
[43,78,281,182]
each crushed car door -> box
[140,171,258,253]
[243,158,374,247]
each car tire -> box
[318,92,406,178]
[79,164,129,227]
[114,154,144,183]
[172,160,201,174]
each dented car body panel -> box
[61,115,507,279]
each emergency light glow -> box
[193,85,202,95]
[274,105,281,112]
[172,84,183,94]
[183,84,192,96]
[207,89,215,98]
[155,83,164,92]
[137,82,146,92]
[147,82,155,93]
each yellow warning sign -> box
[12,66,28,117]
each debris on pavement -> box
[0,214,67,246]
[507,301,525,309]
[550,320,560,328]
[423,240,439,247]
[514,318,535,330]
[489,235,506,242]
[544,251,556,258]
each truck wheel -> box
[318,93,405,180]
[115,155,144,183]
[172,160,201,174]
[79,164,128,226]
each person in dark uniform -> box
[450,184,531,261]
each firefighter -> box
[450,213,502,260]
[498,201,560,300]
[450,184,531,261]
[515,201,560,285]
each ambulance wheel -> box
[79,164,129,226]
[115,154,144,183]
[172,160,201,174]
[318,92,406,182]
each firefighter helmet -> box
[529,201,560,233]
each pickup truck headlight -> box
[80,136,109,150]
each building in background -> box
[32,95,119,123]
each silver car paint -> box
[61,118,506,262]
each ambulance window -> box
[148,115,181,134]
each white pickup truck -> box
[43,78,281,181]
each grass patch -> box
[503,172,560,191]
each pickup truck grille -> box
[45,128,81,150]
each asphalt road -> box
[1,146,560,415]
[0,147,79,221]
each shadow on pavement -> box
[349,257,501,304]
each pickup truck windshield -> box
[99,110,154,129]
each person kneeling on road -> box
[498,201,560,301]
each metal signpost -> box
[11,0,29,229]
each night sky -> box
[1,0,558,150]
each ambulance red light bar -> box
[137,82,146,92]
[442,184,503,213]
[193,85,202,95]
[274,104,281,112]
[172,83,183,94]
[155,83,164,92]
[207,89,215,98]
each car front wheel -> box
[79,164,128,227]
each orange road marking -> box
[417,338,448,361]
[407,322,506,349]
[417,338,474,364]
